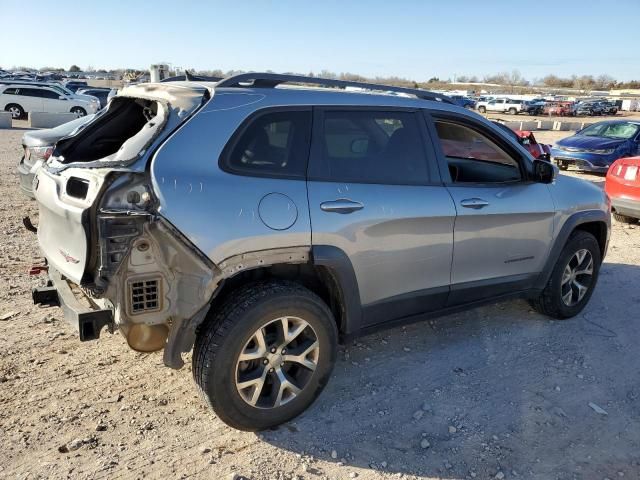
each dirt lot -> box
[1,125,639,480]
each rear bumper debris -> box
[32,267,114,341]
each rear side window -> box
[40,89,59,99]
[310,110,429,185]
[222,109,311,178]
[21,88,43,98]
[2,87,17,95]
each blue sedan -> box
[551,120,640,173]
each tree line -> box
[5,65,640,90]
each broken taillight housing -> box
[29,146,54,161]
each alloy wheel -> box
[235,316,319,409]
[560,249,594,306]
[8,107,20,118]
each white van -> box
[0,84,99,119]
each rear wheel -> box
[193,281,338,431]
[613,212,638,224]
[478,106,486,113]
[531,231,601,319]
[558,161,569,171]
[5,104,24,119]
[70,107,87,116]
[508,107,517,115]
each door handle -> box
[460,198,490,209]
[320,199,364,214]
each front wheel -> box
[508,107,517,115]
[530,231,601,319]
[193,281,338,431]
[478,106,486,113]
[70,107,87,116]
[5,104,24,119]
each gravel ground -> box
[1,126,639,480]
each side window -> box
[21,88,42,98]
[312,110,429,185]
[40,89,60,99]
[2,87,17,95]
[434,120,521,184]
[222,109,311,178]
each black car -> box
[63,81,88,92]
[76,88,114,108]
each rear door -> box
[427,112,555,304]
[307,107,456,327]
[17,88,44,112]
[40,87,66,113]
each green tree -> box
[69,65,81,72]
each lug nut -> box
[270,348,276,353]
[281,349,286,354]
[269,368,274,373]
[263,359,268,365]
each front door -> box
[307,107,456,327]
[429,113,556,305]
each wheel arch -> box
[204,245,362,340]
[535,210,609,290]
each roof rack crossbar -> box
[216,72,456,105]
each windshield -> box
[580,122,640,140]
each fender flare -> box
[311,245,362,336]
[534,209,610,290]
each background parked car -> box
[0,80,101,110]
[477,98,527,114]
[18,114,95,197]
[605,156,640,223]
[573,101,604,116]
[492,121,551,159]
[544,101,575,116]
[0,84,99,118]
[76,88,115,108]
[449,95,476,109]
[552,120,640,172]
[62,80,89,92]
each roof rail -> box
[216,72,456,105]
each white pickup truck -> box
[476,98,527,115]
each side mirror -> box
[532,158,555,184]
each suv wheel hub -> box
[561,248,594,306]
[235,316,320,409]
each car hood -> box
[22,114,95,147]
[556,135,628,149]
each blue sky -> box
[2,0,639,81]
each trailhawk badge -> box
[59,249,80,264]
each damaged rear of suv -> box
[30,73,609,431]
[32,82,218,362]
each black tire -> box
[558,161,569,171]
[70,107,87,116]
[5,103,24,119]
[508,107,517,115]
[193,280,338,431]
[530,231,601,319]
[478,106,486,113]
[613,212,638,224]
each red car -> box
[543,101,575,116]
[605,156,640,223]
[515,130,552,160]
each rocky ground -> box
[1,126,639,480]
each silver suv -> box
[29,73,610,430]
